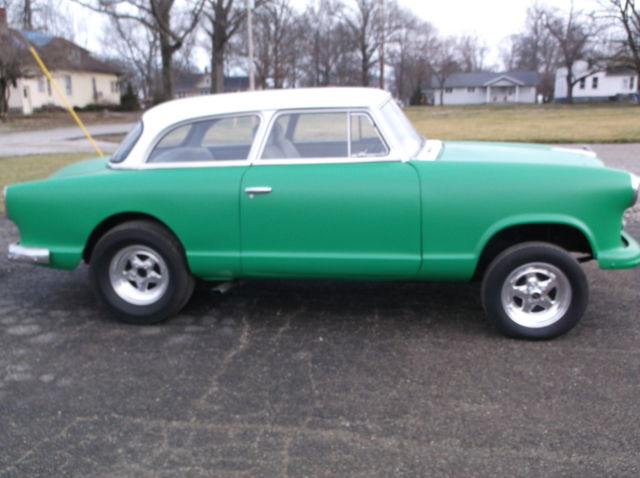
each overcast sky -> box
[73,0,605,71]
[396,0,603,67]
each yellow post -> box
[29,47,104,157]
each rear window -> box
[110,121,143,164]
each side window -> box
[261,112,348,159]
[349,113,389,157]
[148,114,260,163]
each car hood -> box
[436,141,604,168]
[49,157,112,179]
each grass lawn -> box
[0,111,141,134]
[0,153,92,215]
[405,103,640,143]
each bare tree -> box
[428,36,462,106]
[76,0,205,100]
[298,0,352,86]
[251,0,299,88]
[3,0,76,39]
[101,15,160,100]
[502,4,558,101]
[344,0,382,86]
[457,34,488,72]
[544,3,603,103]
[606,0,640,91]
[387,8,436,104]
[203,0,269,94]
[0,18,29,120]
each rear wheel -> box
[90,220,194,324]
[481,242,588,339]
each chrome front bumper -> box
[8,243,50,264]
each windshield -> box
[380,100,423,157]
[110,121,143,164]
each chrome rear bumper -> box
[8,243,50,265]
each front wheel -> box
[481,242,588,340]
[90,220,195,325]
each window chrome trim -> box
[254,157,403,166]
[117,159,252,170]
[133,112,264,169]
[349,111,390,158]
[255,108,397,163]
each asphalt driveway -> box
[1,145,639,477]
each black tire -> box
[89,220,195,325]
[481,242,588,340]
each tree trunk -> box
[0,79,9,122]
[160,39,175,100]
[22,0,33,30]
[210,42,225,93]
[565,65,573,104]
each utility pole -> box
[247,0,255,91]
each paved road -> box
[0,123,136,157]
[1,146,639,477]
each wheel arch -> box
[473,216,596,280]
[82,213,183,264]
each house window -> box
[467,87,475,92]
[579,78,586,89]
[630,76,635,90]
[64,75,72,95]
[444,87,453,93]
[592,77,598,89]
[47,79,52,96]
[507,87,515,95]
[37,76,45,93]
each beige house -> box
[2,14,120,115]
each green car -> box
[5,88,640,339]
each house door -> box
[22,86,33,115]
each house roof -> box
[429,71,539,88]
[9,28,120,75]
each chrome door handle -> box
[245,186,272,198]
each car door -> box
[240,110,422,278]
[141,114,260,279]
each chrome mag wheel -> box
[500,262,572,329]
[108,245,169,306]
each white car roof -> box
[142,87,392,128]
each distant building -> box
[175,72,249,98]
[554,60,638,102]
[424,71,539,106]
[0,8,120,115]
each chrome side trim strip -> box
[551,146,597,157]
[244,186,273,196]
[8,243,50,265]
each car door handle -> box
[245,186,272,198]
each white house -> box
[1,9,120,115]
[424,71,539,106]
[554,60,638,102]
